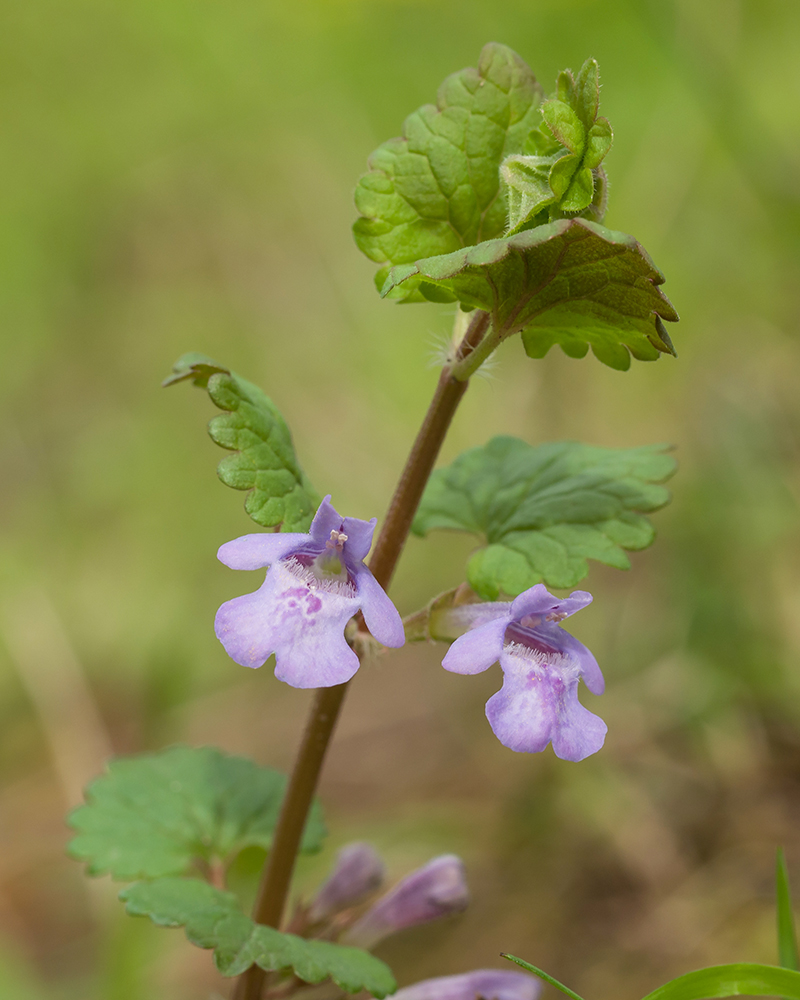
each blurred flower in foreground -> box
[442,584,605,761]
[343,854,469,948]
[309,842,386,922]
[389,969,541,1000]
[215,496,404,687]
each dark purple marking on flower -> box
[441,584,606,761]
[503,621,564,657]
[214,496,404,689]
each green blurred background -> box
[1,0,800,996]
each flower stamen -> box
[326,529,348,553]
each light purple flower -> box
[215,496,404,688]
[389,970,541,1000]
[343,855,469,948]
[442,584,606,761]
[309,842,386,922]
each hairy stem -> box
[233,309,489,1000]
[451,317,503,381]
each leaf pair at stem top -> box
[354,42,677,373]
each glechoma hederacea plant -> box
[66,42,800,1000]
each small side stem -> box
[233,309,489,1000]
[451,317,502,381]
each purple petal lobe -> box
[389,970,540,1000]
[269,561,361,688]
[550,589,593,617]
[355,567,405,648]
[215,587,279,669]
[553,628,604,695]
[549,692,607,761]
[344,854,468,948]
[509,583,558,619]
[342,515,377,563]
[309,842,385,922]
[486,645,606,760]
[217,532,309,570]
[309,495,344,543]
[215,560,361,687]
[442,615,510,675]
[510,585,592,624]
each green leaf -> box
[413,436,676,598]
[353,43,544,302]
[560,165,594,213]
[502,955,586,1000]
[381,219,678,371]
[501,155,558,231]
[164,353,320,532]
[638,964,800,1000]
[541,100,584,156]
[548,154,582,201]
[585,119,613,170]
[121,879,396,995]
[503,58,613,231]
[573,58,600,129]
[777,849,799,972]
[68,746,326,880]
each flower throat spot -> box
[314,529,350,581]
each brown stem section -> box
[233,310,489,1000]
[234,685,347,1000]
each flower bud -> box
[343,854,468,948]
[389,970,541,1000]
[309,842,385,922]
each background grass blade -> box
[777,848,799,973]
[501,954,587,1000]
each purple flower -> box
[389,970,541,1000]
[343,855,469,948]
[442,584,606,761]
[215,496,404,688]
[309,842,386,922]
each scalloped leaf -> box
[381,219,678,371]
[68,746,326,880]
[413,436,676,598]
[121,879,396,995]
[353,43,544,302]
[164,353,320,531]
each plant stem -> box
[232,309,489,1000]
[368,308,489,587]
